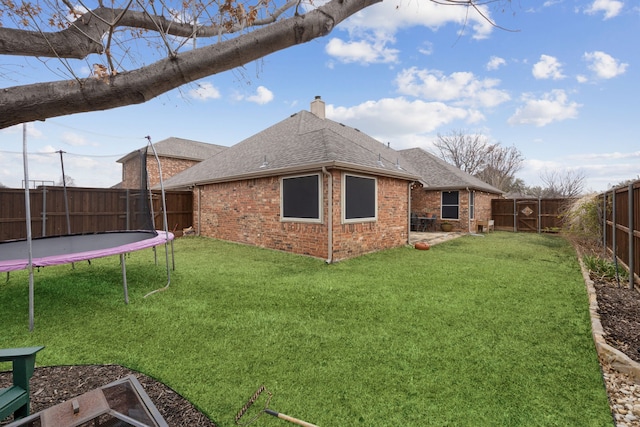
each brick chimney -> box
[310,96,325,119]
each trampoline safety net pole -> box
[23,123,36,331]
[143,135,172,298]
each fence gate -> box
[516,200,538,232]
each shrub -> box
[583,254,628,281]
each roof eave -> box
[168,161,420,189]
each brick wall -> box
[411,186,498,232]
[194,176,329,258]
[332,174,409,260]
[121,157,142,189]
[193,169,411,261]
[146,157,199,188]
[120,156,199,189]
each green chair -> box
[0,346,44,421]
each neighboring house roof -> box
[162,110,421,189]
[117,137,227,163]
[399,147,503,194]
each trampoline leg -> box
[120,253,129,304]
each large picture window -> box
[441,191,459,220]
[281,174,321,222]
[342,174,377,223]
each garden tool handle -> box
[264,409,319,427]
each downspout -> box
[467,187,471,234]
[197,185,202,236]
[408,182,414,244]
[322,167,333,264]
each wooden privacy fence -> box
[491,198,569,232]
[0,187,193,241]
[599,180,640,288]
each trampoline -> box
[6,133,176,330]
[0,230,173,273]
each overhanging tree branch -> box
[0,0,379,129]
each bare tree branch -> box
[0,0,379,128]
[0,0,511,129]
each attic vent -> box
[260,155,269,168]
[377,153,384,167]
[396,158,403,170]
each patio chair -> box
[0,346,44,421]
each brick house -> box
[159,97,503,260]
[116,137,226,189]
[399,148,503,233]
[162,97,420,261]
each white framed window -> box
[342,173,377,223]
[281,173,322,222]
[441,191,459,220]
[469,191,475,220]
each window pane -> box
[442,205,459,219]
[442,191,459,205]
[345,175,376,219]
[441,191,459,220]
[282,175,319,219]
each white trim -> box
[441,190,460,220]
[280,173,323,223]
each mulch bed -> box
[592,275,640,364]
[0,365,217,426]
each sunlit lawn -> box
[0,232,613,426]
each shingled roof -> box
[162,110,421,189]
[117,137,227,163]
[399,147,503,194]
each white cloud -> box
[486,56,506,71]
[1,123,43,139]
[569,150,640,161]
[583,51,628,79]
[324,0,494,66]
[340,0,494,40]
[508,89,581,127]
[418,41,434,56]
[325,37,399,64]
[394,67,510,108]
[188,82,221,100]
[326,97,474,141]
[246,86,274,105]
[61,132,98,147]
[532,55,565,80]
[585,0,623,19]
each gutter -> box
[169,160,421,190]
[322,167,333,264]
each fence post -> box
[126,189,130,231]
[629,183,635,290]
[41,186,47,237]
[513,198,517,232]
[602,193,607,257]
[612,189,617,273]
[538,197,541,234]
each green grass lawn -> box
[0,232,613,426]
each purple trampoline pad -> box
[0,230,174,272]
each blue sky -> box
[1,0,638,192]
